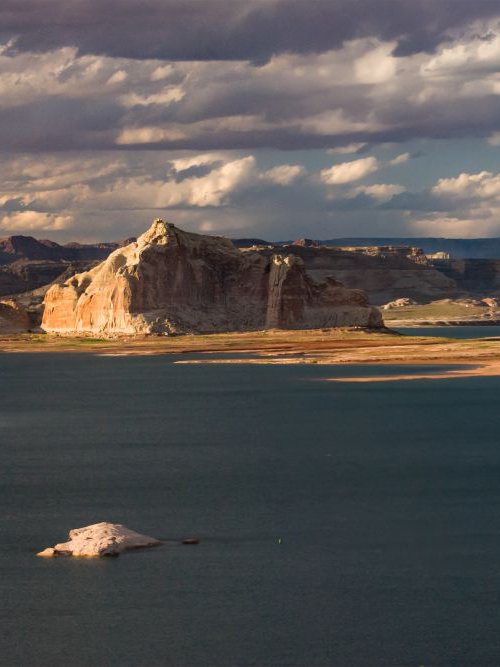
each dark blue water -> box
[2,354,500,666]
[396,325,500,339]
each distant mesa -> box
[383,298,418,310]
[0,233,129,300]
[37,522,162,558]
[0,298,31,333]
[291,238,320,248]
[0,234,119,264]
[42,219,383,335]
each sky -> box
[2,0,500,242]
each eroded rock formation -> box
[42,219,382,335]
[250,244,457,305]
[37,522,162,558]
[0,299,31,332]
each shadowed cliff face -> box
[42,220,382,335]
[0,235,137,298]
[248,245,458,306]
[0,299,31,333]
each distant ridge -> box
[3,233,500,260]
[0,235,120,264]
[233,237,500,259]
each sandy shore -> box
[2,328,500,381]
[326,363,500,382]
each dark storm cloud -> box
[1,0,498,62]
[378,191,452,212]
[0,97,121,151]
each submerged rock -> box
[37,522,162,558]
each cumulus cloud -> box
[401,169,500,236]
[320,157,380,185]
[0,211,73,231]
[158,156,258,207]
[410,214,500,238]
[351,183,406,202]
[3,148,500,241]
[327,143,367,155]
[389,153,411,166]
[432,171,500,200]
[1,2,500,240]
[1,26,500,152]
[120,87,185,108]
[0,151,411,240]
[262,165,305,186]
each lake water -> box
[396,325,500,339]
[2,353,500,666]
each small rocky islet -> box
[37,522,163,558]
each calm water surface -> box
[1,354,500,666]
[396,325,500,339]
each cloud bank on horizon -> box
[1,0,500,241]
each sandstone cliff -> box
[42,220,382,335]
[247,244,457,305]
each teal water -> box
[1,354,500,666]
[396,325,500,339]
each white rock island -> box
[37,522,162,558]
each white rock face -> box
[383,297,418,310]
[37,522,162,558]
[42,219,383,334]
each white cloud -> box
[320,156,380,185]
[116,127,188,144]
[327,143,367,155]
[423,27,500,78]
[299,110,382,135]
[120,87,185,107]
[157,156,258,207]
[410,167,500,237]
[0,211,73,231]
[352,183,406,201]
[354,41,398,84]
[2,27,500,154]
[107,70,128,85]
[411,213,500,238]
[262,164,305,186]
[150,65,175,81]
[170,153,225,171]
[389,152,410,166]
[432,170,500,200]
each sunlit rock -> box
[42,219,382,335]
[36,522,162,558]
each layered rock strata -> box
[246,244,457,305]
[42,220,382,335]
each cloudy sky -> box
[2,0,500,241]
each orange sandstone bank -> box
[1,329,500,381]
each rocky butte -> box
[42,219,382,335]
